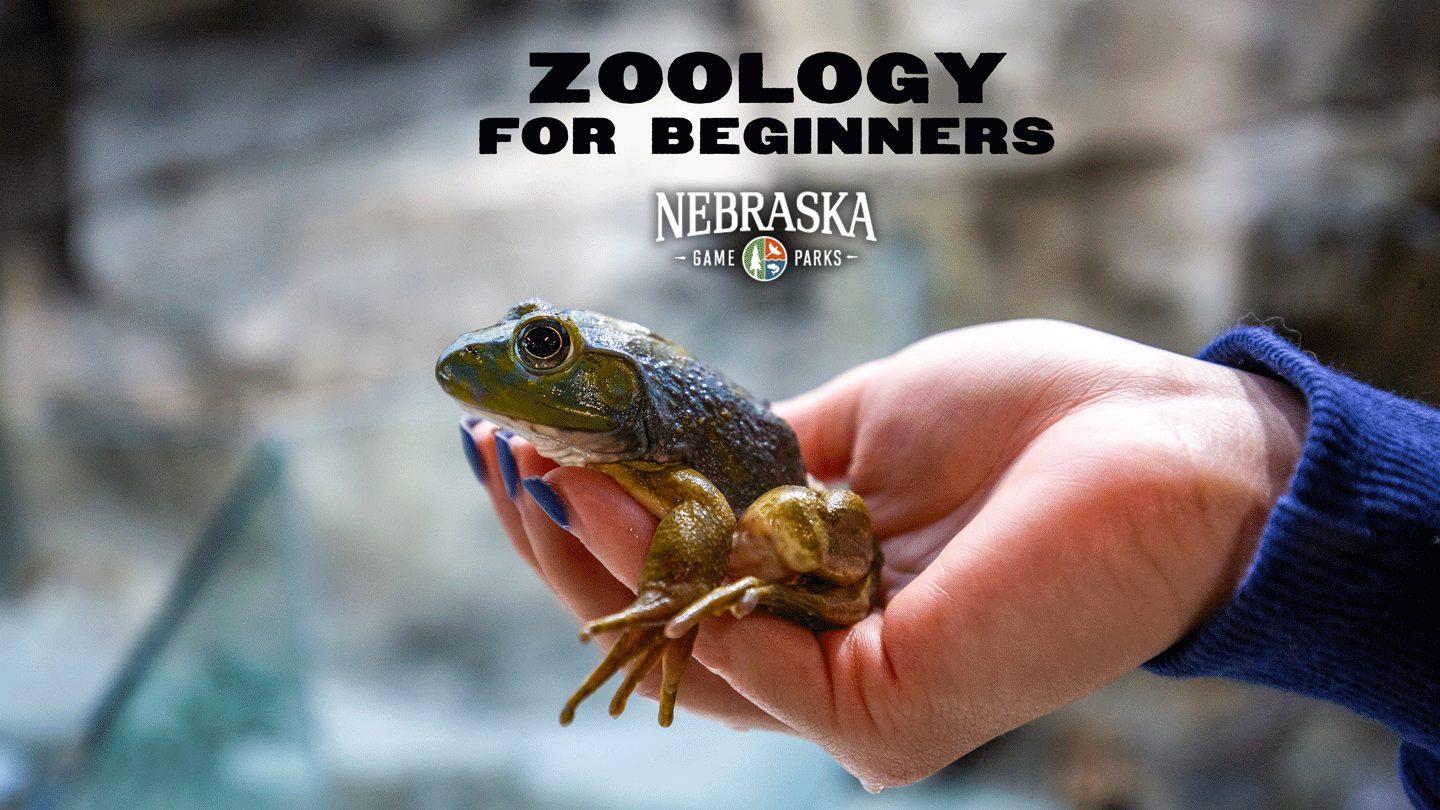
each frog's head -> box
[437,299,651,463]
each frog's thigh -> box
[579,464,736,642]
[733,485,874,584]
[579,499,734,641]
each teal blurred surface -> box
[46,449,324,809]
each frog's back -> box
[572,310,806,511]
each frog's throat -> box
[472,409,648,467]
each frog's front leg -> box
[560,463,734,727]
[665,485,879,638]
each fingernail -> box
[459,423,485,484]
[522,476,569,529]
[495,431,519,498]
[461,414,482,431]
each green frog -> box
[436,300,881,727]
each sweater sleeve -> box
[1142,326,1440,808]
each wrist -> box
[1147,326,1440,760]
[1214,368,1308,605]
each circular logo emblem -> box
[741,236,787,282]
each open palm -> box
[463,319,1305,788]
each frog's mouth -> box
[469,408,645,467]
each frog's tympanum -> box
[437,300,880,727]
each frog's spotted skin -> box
[438,299,880,727]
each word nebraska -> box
[656,191,875,243]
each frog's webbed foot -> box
[560,624,698,727]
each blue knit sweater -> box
[1143,327,1440,806]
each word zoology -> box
[478,51,1054,156]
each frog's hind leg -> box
[665,560,881,638]
[664,484,880,637]
[750,566,880,631]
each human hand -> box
[460,319,1307,789]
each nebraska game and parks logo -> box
[656,190,874,281]
[742,236,787,282]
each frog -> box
[436,299,881,727]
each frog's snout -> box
[436,333,491,405]
[435,350,468,401]
[435,353,461,392]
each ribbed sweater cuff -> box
[1142,326,1440,803]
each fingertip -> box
[521,476,568,529]
[464,421,506,504]
[541,466,657,589]
[541,467,650,524]
[459,422,486,484]
[774,371,872,482]
[494,431,521,498]
[463,417,493,443]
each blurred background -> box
[1,0,1437,807]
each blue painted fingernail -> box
[459,423,485,484]
[523,477,569,529]
[461,414,482,431]
[495,431,519,498]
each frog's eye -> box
[515,318,573,372]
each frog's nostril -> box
[436,360,460,388]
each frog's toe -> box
[562,626,662,726]
[607,641,665,718]
[667,567,882,638]
[560,624,700,727]
[664,576,767,638]
[578,591,690,642]
[656,626,697,727]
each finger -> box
[686,611,836,741]
[463,420,540,573]
[498,436,573,601]
[773,361,880,482]
[539,465,658,589]
[645,647,790,732]
[516,466,788,731]
[778,349,1021,538]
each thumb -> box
[774,360,880,482]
